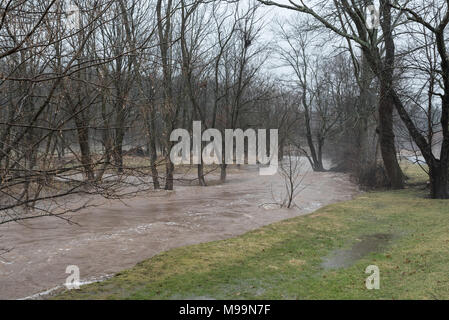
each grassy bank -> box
[55,165,449,300]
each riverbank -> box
[53,165,449,300]
[0,161,357,299]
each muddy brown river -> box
[0,163,358,299]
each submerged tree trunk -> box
[220,163,227,182]
[149,144,160,190]
[113,96,126,174]
[305,133,324,172]
[316,135,325,172]
[145,107,160,189]
[113,131,125,174]
[165,150,174,190]
[302,90,325,172]
[198,163,206,186]
[96,97,113,181]
[74,117,95,181]
[197,137,206,186]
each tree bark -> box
[146,109,160,189]
[429,162,449,199]
[378,83,404,188]
[157,0,175,190]
[303,96,325,172]
[74,115,94,181]
[377,0,404,189]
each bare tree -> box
[388,0,449,198]
[258,0,406,189]
[278,147,307,208]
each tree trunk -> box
[302,93,324,172]
[147,111,160,189]
[149,144,160,189]
[198,163,206,186]
[74,115,94,181]
[378,84,404,189]
[165,152,174,190]
[157,0,175,190]
[377,0,404,189]
[356,53,376,173]
[316,136,325,171]
[220,163,227,182]
[96,97,113,181]
[429,163,448,199]
[114,103,126,174]
[278,136,285,161]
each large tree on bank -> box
[258,0,449,198]
[258,0,405,189]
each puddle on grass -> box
[321,233,394,270]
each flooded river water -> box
[0,163,358,299]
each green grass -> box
[55,165,449,300]
[401,161,429,185]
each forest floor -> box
[52,164,449,300]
